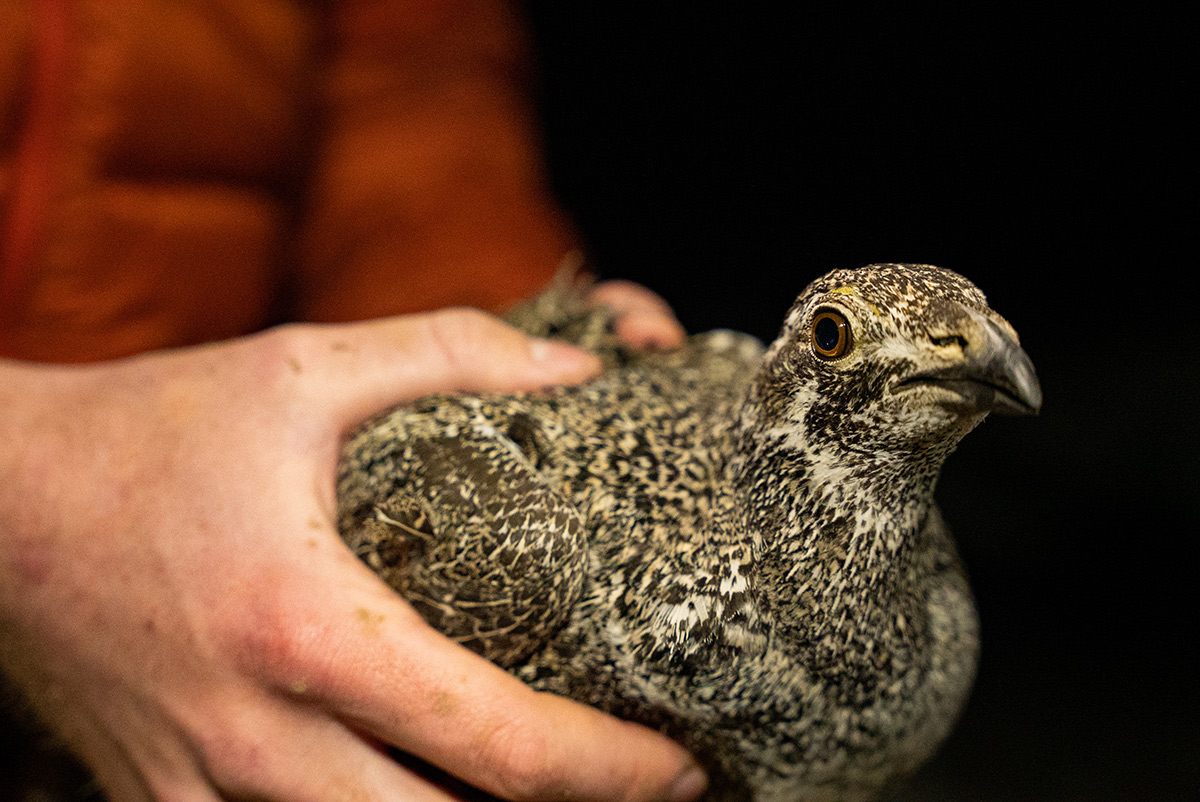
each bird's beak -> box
[899,307,1043,416]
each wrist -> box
[0,359,93,615]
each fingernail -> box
[666,762,708,802]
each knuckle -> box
[474,711,563,801]
[193,710,259,784]
[250,323,344,386]
[239,324,342,415]
[429,305,496,330]
[225,579,324,689]
[423,307,512,377]
[185,699,287,800]
[426,307,503,350]
[225,578,386,706]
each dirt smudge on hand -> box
[355,606,385,636]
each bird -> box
[337,263,1042,801]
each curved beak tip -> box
[1002,363,1043,415]
[937,308,1044,416]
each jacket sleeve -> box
[290,0,579,323]
[0,0,575,363]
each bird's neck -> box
[732,416,949,685]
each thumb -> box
[272,308,600,427]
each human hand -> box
[0,309,706,802]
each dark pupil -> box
[815,316,841,351]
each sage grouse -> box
[338,263,1041,801]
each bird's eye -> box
[811,310,852,359]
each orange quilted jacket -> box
[0,0,575,362]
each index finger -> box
[250,309,601,430]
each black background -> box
[525,6,1195,801]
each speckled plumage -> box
[337,264,1041,801]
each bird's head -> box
[756,263,1041,460]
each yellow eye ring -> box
[811,309,852,359]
